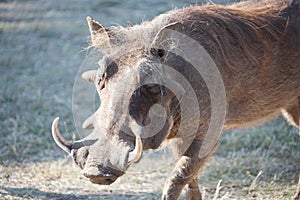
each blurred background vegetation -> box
[0,0,299,199]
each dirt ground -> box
[0,0,299,199]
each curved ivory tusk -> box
[128,134,143,164]
[51,117,72,154]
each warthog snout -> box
[81,166,118,185]
[51,117,142,184]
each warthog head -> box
[52,17,186,185]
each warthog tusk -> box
[51,117,72,154]
[128,134,143,164]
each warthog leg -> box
[295,176,300,200]
[162,138,213,200]
[186,177,202,200]
[294,97,300,200]
[282,97,300,200]
[281,97,300,130]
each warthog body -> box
[52,0,300,199]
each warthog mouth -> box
[85,173,117,185]
[52,117,142,185]
[81,165,122,185]
[90,176,116,185]
[52,117,143,166]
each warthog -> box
[52,0,300,199]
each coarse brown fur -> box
[91,0,299,129]
[53,0,300,199]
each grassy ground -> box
[0,0,299,199]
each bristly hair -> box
[169,0,289,66]
[92,0,290,67]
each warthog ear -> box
[152,22,184,50]
[86,16,111,49]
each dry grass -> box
[0,0,299,199]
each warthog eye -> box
[150,48,165,58]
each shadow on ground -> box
[0,186,158,200]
